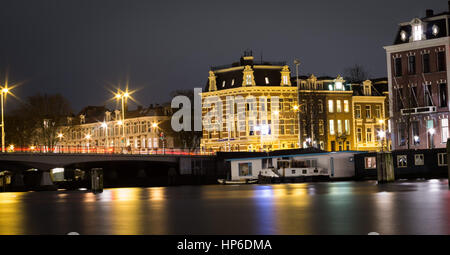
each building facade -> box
[384,4,450,150]
[200,52,300,152]
[58,105,174,153]
[200,52,389,153]
[351,79,389,152]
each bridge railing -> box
[4,146,215,156]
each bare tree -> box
[344,64,369,83]
[6,93,72,150]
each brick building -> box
[384,3,450,150]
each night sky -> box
[0,0,446,112]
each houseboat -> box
[221,149,362,183]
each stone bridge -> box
[0,153,203,170]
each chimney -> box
[426,9,434,17]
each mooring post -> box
[377,152,394,184]
[90,168,104,194]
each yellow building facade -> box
[200,53,389,152]
[200,54,300,152]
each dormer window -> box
[231,79,235,86]
[400,30,407,42]
[282,76,288,85]
[413,24,422,41]
[222,80,226,87]
[432,24,439,36]
[363,80,372,96]
[246,75,252,85]
[265,77,269,84]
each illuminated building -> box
[200,52,389,153]
[384,3,450,150]
[351,79,390,151]
[200,51,299,152]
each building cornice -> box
[383,37,450,53]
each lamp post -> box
[115,91,129,153]
[101,121,108,153]
[378,130,386,152]
[294,59,301,148]
[57,133,63,153]
[1,87,9,153]
[85,134,91,153]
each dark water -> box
[1,180,450,235]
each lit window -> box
[337,120,342,134]
[336,100,342,112]
[357,128,362,142]
[345,119,350,134]
[265,77,269,84]
[413,24,422,41]
[441,118,448,143]
[375,105,381,118]
[365,105,371,118]
[282,76,288,85]
[335,81,343,90]
[365,157,376,169]
[222,81,226,87]
[438,153,447,166]
[432,25,439,36]
[414,154,424,166]
[400,30,407,42]
[328,100,334,113]
[355,105,361,119]
[246,75,252,85]
[366,127,372,142]
[344,100,349,112]
[231,79,235,86]
[397,155,407,168]
[329,120,335,135]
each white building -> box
[58,105,174,153]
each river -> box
[0,179,449,234]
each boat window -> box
[302,170,307,174]
[292,170,296,174]
[291,160,307,168]
[262,158,273,168]
[238,163,252,176]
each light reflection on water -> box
[0,180,449,235]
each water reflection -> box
[0,193,25,234]
[0,180,449,234]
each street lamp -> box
[115,91,130,152]
[57,133,63,153]
[1,86,9,153]
[85,134,91,153]
[294,59,301,148]
[101,121,108,153]
[377,130,386,152]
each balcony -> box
[401,106,436,115]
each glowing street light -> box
[114,90,131,151]
[101,121,108,152]
[152,122,158,128]
[428,128,435,135]
[293,105,299,111]
[1,86,10,153]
